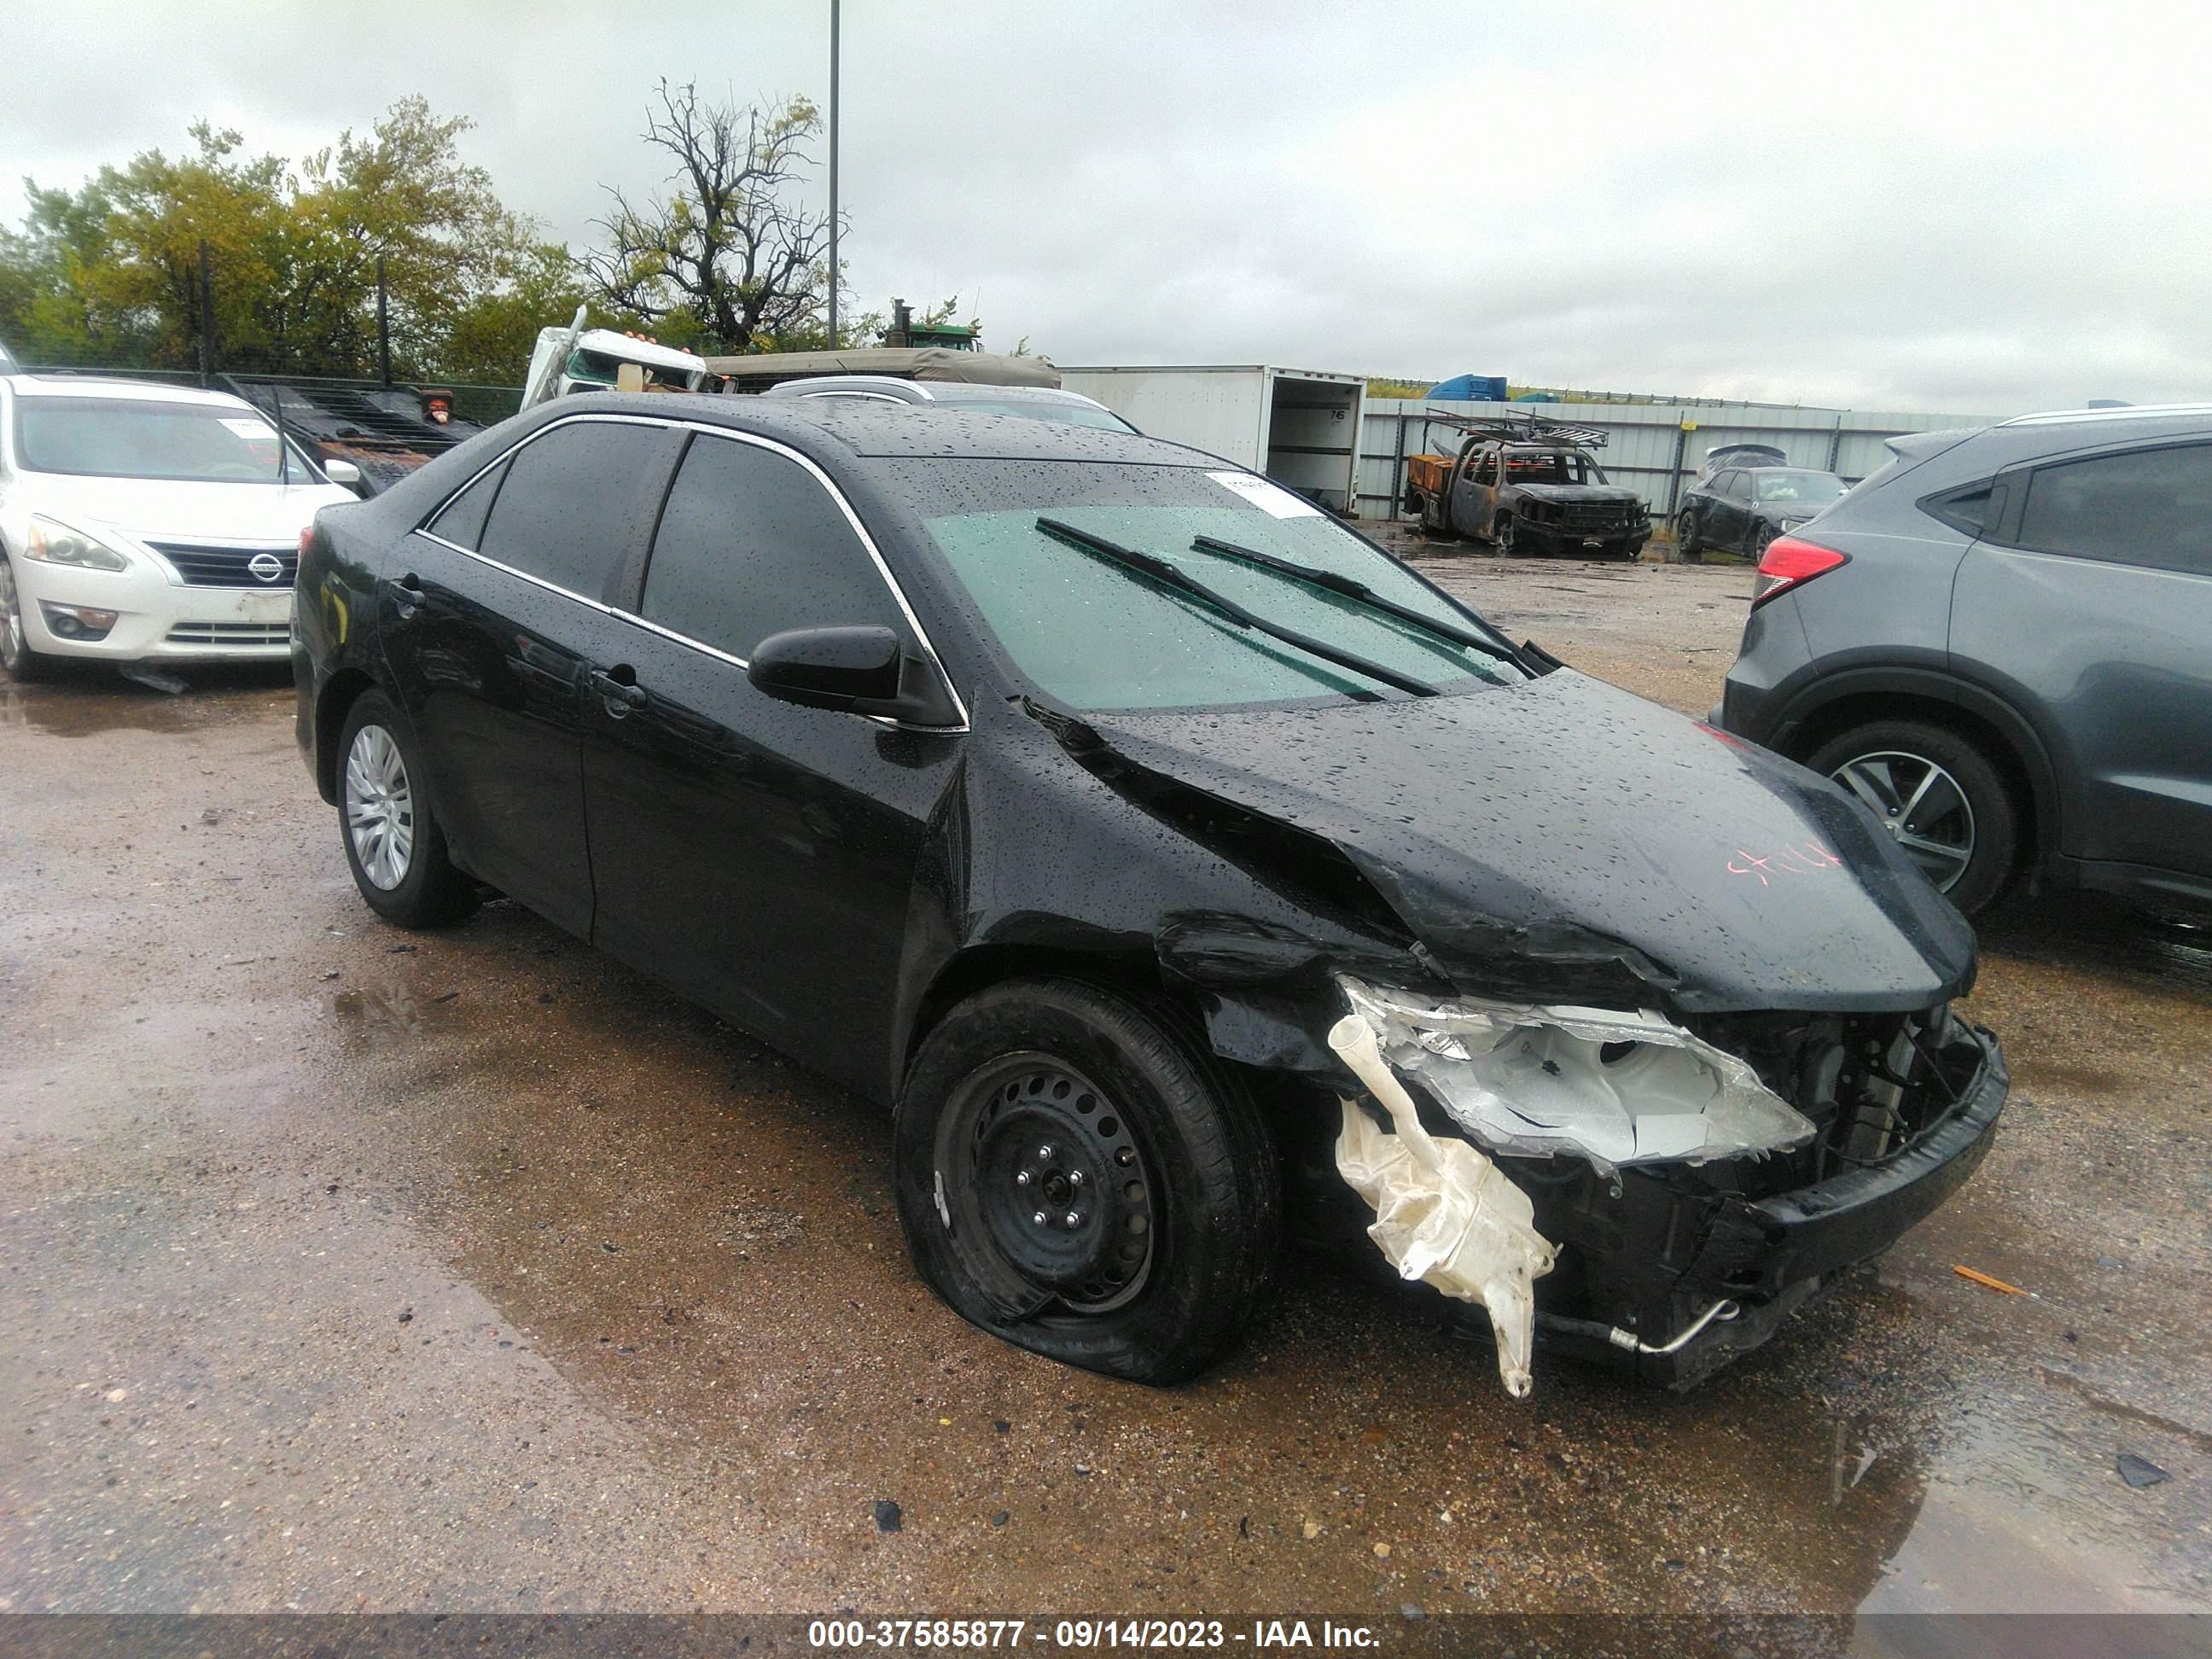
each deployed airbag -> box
[1329,1011,1557,1397]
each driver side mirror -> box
[748,625,961,727]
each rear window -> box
[474,419,667,597]
[2016,443,2212,575]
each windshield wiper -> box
[1033,518,1437,697]
[1187,534,1523,668]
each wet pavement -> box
[3,571,2208,1620]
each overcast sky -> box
[5,0,2205,413]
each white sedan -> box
[0,375,360,678]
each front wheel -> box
[1493,514,1517,555]
[1805,720,2021,915]
[1675,510,1703,562]
[894,979,1280,1384]
[336,690,478,927]
[0,556,55,682]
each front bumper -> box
[16,555,294,661]
[1529,1022,2007,1388]
[1520,521,1650,554]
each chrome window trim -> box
[410,527,620,618]
[414,410,969,734]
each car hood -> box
[1078,670,1976,1015]
[1513,483,1644,506]
[22,474,352,544]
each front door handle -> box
[590,666,647,714]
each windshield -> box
[1754,470,1847,504]
[14,397,322,484]
[901,459,1524,712]
[932,394,1138,434]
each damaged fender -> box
[1328,1010,1557,1398]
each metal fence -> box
[21,364,526,428]
[1357,399,2005,524]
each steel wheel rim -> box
[1497,516,1515,553]
[344,724,416,891]
[0,561,22,672]
[938,1051,1157,1314]
[1831,749,1976,892]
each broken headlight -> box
[1338,976,1814,1171]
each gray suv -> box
[1716,405,2212,917]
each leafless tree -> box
[580,81,831,351]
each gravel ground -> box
[3,546,2207,1620]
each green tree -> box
[0,97,538,379]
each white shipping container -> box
[1056,365,1368,515]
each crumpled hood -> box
[1512,483,1645,507]
[1082,670,1976,1014]
[25,474,352,544]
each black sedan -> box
[1676,465,1848,562]
[294,396,2005,1394]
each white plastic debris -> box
[1339,977,1815,1171]
[1329,1011,1557,1398]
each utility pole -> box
[197,239,214,387]
[376,253,393,388]
[827,0,841,347]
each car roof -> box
[4,373,259,411]
[1995,402,2212,428]
[550,390,1198,465]
[760,375,931,402]
[763,376,1113,410]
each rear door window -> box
[428,456,511,550]
[638,433,903,660]
[474,419,668,597]
[2017,443,2212,575]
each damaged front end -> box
[1326,976,2006,1394]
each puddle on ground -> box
[1980,892,2212,999]
[0,671,291,739]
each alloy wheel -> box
[944,1052,1157,1313]
[344,723,416,891]
[0,559,23,672]
[1830,749,1976,893]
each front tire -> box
[336,690,477,928]
[1675,510,1703,562]
[1493,514,1516,555]
[1805,719,2021,915]
[0,556,55,682]
[894,978,1280,1384]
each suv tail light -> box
[1752,534,1849,608]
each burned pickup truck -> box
[1404,414,1651,560]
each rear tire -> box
[336,690,477,928]
[0,555,55,683]
[894,978,1280,1385]
[1805,719,2021,916]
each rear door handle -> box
[391,572,422,618]
[590,666,647,713]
